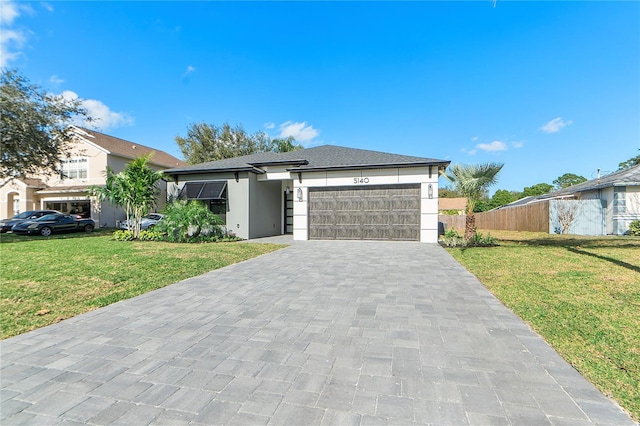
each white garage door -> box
[308,184,421,241]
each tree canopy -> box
[618,150,640,170]
[443,162,504,239]
[175,122,303,164]
[522,183,553,197]
[553,173,587,189]
[1,69,91,180]
[489,189,516,210]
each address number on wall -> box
[353,177,370,184]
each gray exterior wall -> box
[248,174,282,239]
[167,172,252,240]
[549,199,605,235]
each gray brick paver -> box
[0,240,635,425]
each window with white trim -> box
[613,187,626,214]
[60,158,88,179]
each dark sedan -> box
[11,214,95,236]
[0,210,59,233]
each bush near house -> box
[629,220,640,236]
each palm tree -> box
[90,155,164,239]
[443,162,504,240]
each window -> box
[60,158,88,179]
[179,181,228,224]
[613,187,626,214]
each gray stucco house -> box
[164,146,450,242]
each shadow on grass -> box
[566,247,640,274]
[0,228,115,244]
[499,237,640,250]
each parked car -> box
[0,210,60,233]
[119,213,164,230]
[11,213,95,236]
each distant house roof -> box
[165,145,450,175]
[493,165,640,210]
[73,127,186,169]
[439,198,467,210]
[20,178,47,188]
[539,164,640,199]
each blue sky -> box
[2,1,638,193]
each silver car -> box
[120,213,164,230]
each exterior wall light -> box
[428,183,433,199]
[286,186,291,195]
[297,187,303,202]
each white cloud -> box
[264,122,275,129]
[0,1,34,67]
[512,141,524,148]
[61,90,134,130]
[182,65,196,77]
[49,75,64,85]
[477,140,507,152]
[278,121,319,143]
[0,1,23,24]
[540,117,572,133]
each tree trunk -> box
[464,213,476,241]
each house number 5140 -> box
[354,177,370,184]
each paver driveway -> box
[1,240,635,425]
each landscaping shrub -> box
[112,230,135,241]
[629,220,640,236]
[155,200,235,243]
[440,228,498,248]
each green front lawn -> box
[0,230,285,339]
[446,231,640,421]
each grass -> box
[445,230,640,421]
[0,229,285,339]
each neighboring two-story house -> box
[0,127,186,227]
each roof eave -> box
[287,161,450,172]
[164,166,266,175]
[250,159,309,167]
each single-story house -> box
[0,127,186,227]
[488,164,639,235]
[164,146,450,242]
[537,164,640,235]
[438,197,467,215]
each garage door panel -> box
[362,212,391,225]
[391,197,420,210]
[362,198,391,211]
[309,211,335,225]
[392,211,420,225]
[308,184,420,241]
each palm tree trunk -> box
[464,213,476,241]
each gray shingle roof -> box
[540,164,640,198]
[165,145,449,175]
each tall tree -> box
[90,155,164,239]
[1,69,91,180]
[175,122,302,164]
[272,136,302,153]
[443,162,504,240]
[553,173,587,189]
[489,189,516,209]
[521,183,553,197]
[618,150,640,170]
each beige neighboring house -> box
[438,197,467,215]
[0,127,186,227]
